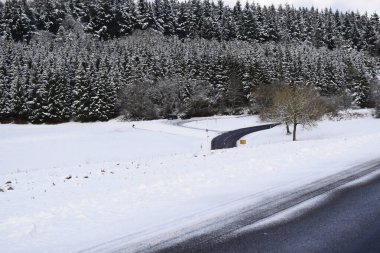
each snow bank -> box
[0,111,379,253]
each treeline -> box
[0,0,380,54]
[0,0,379,123]
[0,32,378,123]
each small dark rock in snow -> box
[101,169,106,173]
[7,186,14,191]
[65,176,72,180]
[5,181,12,184]
[84,176,89,179]
[0,188,4,192]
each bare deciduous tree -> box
[260,85,327,141]
[254,83,292,134]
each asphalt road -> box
[80,163,380,253]
[151,163,380,253]
[211,123,279,150]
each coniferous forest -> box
[0,0,379,123]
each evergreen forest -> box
[0,0,379,123]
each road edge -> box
[78,159,380,253]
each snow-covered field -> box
[182,115,263,131]
[1,110,380,253]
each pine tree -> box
[214,0,229,41]
[119,0,137,34]
[256,4,272,42]
[188,0,202,38]
[85,0,115,40]
[0,67,13,121]
[12,72,29,122]
[351,22,363,50]
[68,0,87,20]
[363,15,378,54]
[33,0,65,34]
[323,14,337,50]
[152,0,164,32]
[209,55,228,102]
[28,66,49,123]
[175,2,189,39]
[351,68,371,107]
[232,0,244,40]
[91,58,116,121]
[314,16,325,48]
[240,63,253,99]
[266,5,279,42]
[161,0,175,36]
[226,64,246,110]
[44,65,71,123]
[1,0,33,42]
[241,2,257,41]
[72,62,92,122]
[199,0,215,39]
[342,13,353,44]
[136,0,153,30]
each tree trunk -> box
[293,123,297,141]
[286,123,291,135]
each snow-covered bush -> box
[332,110,367,121]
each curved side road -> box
[211,123,279,150]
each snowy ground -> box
[182,115,263,132]
[0,110,380,253]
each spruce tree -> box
[0,68,13,121]
[72,63,92,122]
[175,2,189,39]
[136,0,153,30]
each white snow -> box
[183,115,263,131]
[0,120,204,174]
[0,110,380,253]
